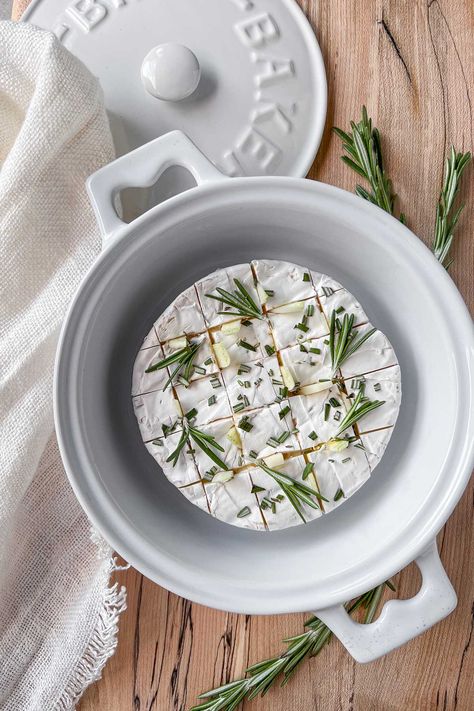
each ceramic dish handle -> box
[314,540,457,663]
[87,130,226,239]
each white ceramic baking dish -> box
[54,131,474,662]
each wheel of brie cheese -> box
[132,260,401,530]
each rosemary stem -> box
[335,107,471,268]
[191,582,392,711]
[432,147,471,268]
[334,106,399,219]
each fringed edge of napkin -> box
[54,530,128,711]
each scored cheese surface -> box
[132,260,401,530]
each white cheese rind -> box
[250,456,322,529]
[141,328,160,349]
[192,418,244,475]
[161,333,218,381]
[133,387,180,440]
[239,402,299,461]
[311,272,344,298]
[212,317,273,363]
[222,356,281,413]
[279,337,332,388]
[145,436,201,488]
[340,325,398,378]
[132,345,166,396]
[155,285,206,341]
[133,260,401,530]
[291,388,348,448]
[318,287,368,328]
[268,299,328,350]
[206,471,266,530]
[344,365,401,432]
[309,443,370,513]
[252,259,316,308]
[175,374,232,426]
[360,427,394,468]
[177,481,211,512]
[195,264,257,327]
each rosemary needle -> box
[191,581,395,711]
[145,339,203,390]
[166,423,228,470]
[258,463,326,523]
[333,106,401,219]
[188,107,471,711]
[329,310,376,374]
[205,279,263,320]
[336,389,384,436]
[335,108,471,268]
[432,147,471,268]
[165,428,189,467]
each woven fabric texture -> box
[0,21,126,710]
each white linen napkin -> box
[0,21,126,710]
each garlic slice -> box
[270,301,305,314]
[168,335,187,350]
[213,471,234,483]
[326,438,349,452]
[257,284,268,304]
[280,366,295,391]
[299,381,333,395]
[262,452,285,468]
[226,426,242,448]
[212,342,230,368]
[221,319,241,335]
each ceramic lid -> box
[23,0,327,177]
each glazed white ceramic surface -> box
[141,43,201,102]
[24,0,327,178]
[54,132,474,662]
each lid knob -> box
[141,43,201,102]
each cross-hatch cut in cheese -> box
[132,260,401,531]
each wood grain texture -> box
[78,1,474,709]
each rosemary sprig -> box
[167,423,228,470]
[258,462,326,523]
[335,107,472,265]
[166,428,190,467]
[190,111,471,711]
[188,424,228,470]
[190,581,394,711]
[205,279,263,320]
[336,389,384,436]
[145,339,202,390]
[329,310,376,374]
[432,147,471,268]
[333,106,401,218]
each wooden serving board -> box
[16,0,470,708]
